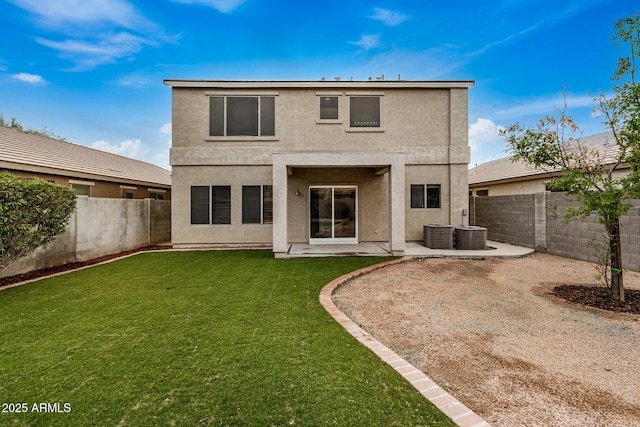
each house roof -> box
[0,125,171,188]
[469,131,619,186]
[163,79,475,89]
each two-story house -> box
[164,79,473,257]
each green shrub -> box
[0,171,76,270]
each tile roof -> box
[0,125,171,187]
[469,131,620,186]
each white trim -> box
[69,179,95,186]
[315,91,343,96]
[165,80,475,89]
[205,136,279,142]
[148,188,167,193]
[345,91,385,96]
[309,185,358,245]
[205,91,280,96]
[119,185,137,190]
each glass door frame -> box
[308,185,358,244]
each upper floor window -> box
[350,96,380,127]
[320,96,339,120]
[209,96,275,137]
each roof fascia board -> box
[163,80,475,89]
[0,161,171,189]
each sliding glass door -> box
[309,186,357,243]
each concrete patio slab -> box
[287,240,534,258]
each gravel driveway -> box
[333,253,640,427]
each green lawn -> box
[0,250,454,426]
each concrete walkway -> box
[289,240,534,258]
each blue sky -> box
[0,0,636,170]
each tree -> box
[500,13,640,302]
[0,172,77,271]
[0,115,67,140]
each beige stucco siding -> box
[285,168,389,243]
[171,165,273,246]
[171,87,459,154]
[167,80,473,253]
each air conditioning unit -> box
[455,226,487,250]
[423,224,454,249]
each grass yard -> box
[0,250,454,426]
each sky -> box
[0,0,637,171]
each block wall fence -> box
[470,192,640,272]
[1,198,171,278]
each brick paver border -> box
[320,257,492,427]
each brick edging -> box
[320,257,492,427]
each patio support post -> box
[389,159,405,255]
[272,159,289,257]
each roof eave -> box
[163,79,475,89]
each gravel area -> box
[333,252,640,427]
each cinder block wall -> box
[470,192,640,272]
[546,193,640,271]
[149,200,172,244]
[470,194,536,248]
[1,198,172,278]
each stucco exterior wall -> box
[285,167,389,243]
[171,165,273,246]
[168,81,471,253]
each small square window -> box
[320,97,338,120]
[122,189,135,199]
[71,183,91,197]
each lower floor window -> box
[411,184,441,209]
[242,185,273,224]
[191,185,231,224]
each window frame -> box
[410,184,442,209]
[207,94,277,138]
[242,185,273,225]
[319,96,339,120]
[190,185,231,225]
[349,96,381,128]
[69,179,94,197]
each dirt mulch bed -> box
[333,253,640,427]
[553,284,640,314]
[0,245,171,289]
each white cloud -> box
[7,0,154,31]
[170,0,245,13]
[160,123,172,135]
[92,138,143,159]
[350,34,380,52]
[11,72,46,84]
[495,94,596,119]
[36,32,152,70]
[9,0,162,70]
[469,118,505,165]
[369,8,408,26]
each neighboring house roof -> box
[469,131,620,186]
[0,125,171,188]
